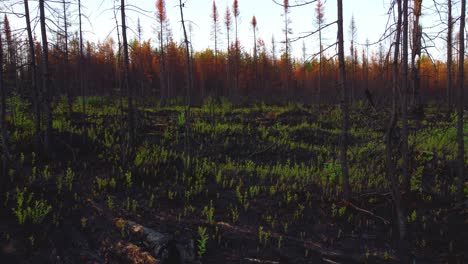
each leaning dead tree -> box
[179,0,193,169]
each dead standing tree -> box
[446,0,453,116]
[385,0,407,251]
[120,0,136,155]
[337,0,350,200]
[62,0,72,116]
[251,15,258,93]
[156,0,167,106]
[179,0,193,170]
[0,20,10,185]
[315,0,325,104]
[456,0,465,201]
[233,0,240,102]
[224,6,232,98]
[23,0,41,143]
[410,0,423,109]
[78,0,86,127]
[401,0,410,191]
[212,0,221,99]
[39,0,53,155]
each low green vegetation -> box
[0,95,466,262]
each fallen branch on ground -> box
[344,201,390,225]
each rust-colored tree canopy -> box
[156,0,166,23]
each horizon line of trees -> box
[0,0,466,108]
[0,15,465,106]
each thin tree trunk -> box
[24,0,40,141]
[401,0,410,191]
[386,0,407,248]
[226,23,231,98]
[113,0,126,166]
[456,0,465,201]
[235,15,238,102]
[63,0,72,116]
[318,28,322,104]
[0,23,9,185]
[179,0,193,170]
[337,0,350,200]
[121,0,135,154]
[214,16,218,100]
[284,6,290,100]
[39,0,52,154]
[447,0,453,116]
[411,0,422,108]
[78,0,86,125]
[253,24,257,94]
[159,19,167,105]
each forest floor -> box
[0,96,466,263]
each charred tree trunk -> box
[401,0,410,191]
[318,27,323,105]
[159,20,167,106]
[113,0,126,166]
[225,10,231,99]
[121,0,135,154]
[179,0,193,170]
[39,0,52,154]
[411,0,422,109]
[456,0,465,201]
[337,0,350,200]
[386,0,407,251]
[78,0,86,126]
[0,23,9,186]
[24,0,40,141]
[447,0,453,116]
[63,0,72,116]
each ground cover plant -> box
[0,96,466,263]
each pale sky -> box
[3,0,457,60]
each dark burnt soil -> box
[0,105,466,264]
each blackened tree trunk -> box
[337,0,350,200]
[401,0,410,191]
[0,22,9,185]
[39,0,52,154]
[78,0,86,124]
[456,0,465,201]
[63,0,72,116]
[179,0,193,170]
[411,0,422,108]
[121,0,135,153]
[447,0,453,116]
[24,0,40,141]
[386,0,406,247]
[156,0,167,105]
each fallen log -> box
[116,218,196,264]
